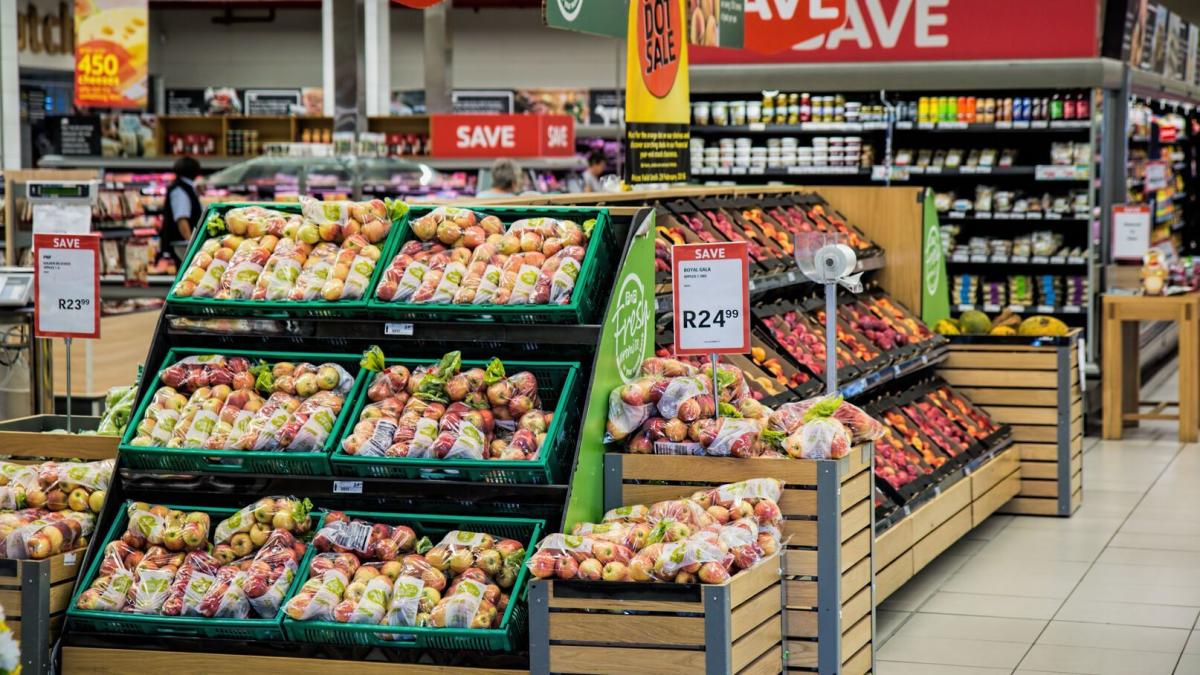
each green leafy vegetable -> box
[360,345,386,372]
[803,395,844,423]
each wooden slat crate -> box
[603,445,873,675]
[62,646,529,674]
[528,551,784,675]
[0,416,118,461]
[1,548,87,674]
[940,332,1083,517]
[874,444,1019,606]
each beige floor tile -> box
[877,553,971,612]
[1179,653,1200,674]
[1018,644,1178,674]
[1097,546,1200,568]
[877,662,1010,675]
[1054,597,1199,629]
[1083,562,1200,589]
[1036,620,1190,653]
[876,609,910,645]
[1069,577,1200,607]
[877,635,1030,670]
[1005,515,1124,534]
[895,612,1046,643]
[1119,517,1200,536]
[1186,630,1200,654]
[920,590,1062,620]
[1109,532,1200,552]
[973,529,1111,562]
[965,515,1014,541]
[940,559,1089,599]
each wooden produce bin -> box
[939,333,1082,516]
[528,551,784,675]
[0,415,117,460]
[603,447,873,675]
[875,444,1019,605]
[62,647,527,674]
[3,548,86,674]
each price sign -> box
[33,234,100,339]
[1144,160,1169,192]
[1111,204,1151,261]
[671,242,750,356]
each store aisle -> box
[877,367,1200,675]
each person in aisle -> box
[582,150,608,192]
[162,156,203,265]
[475,158,524,199]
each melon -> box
[959,310,992,335]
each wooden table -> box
[1102,293,1200,441]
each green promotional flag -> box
[543,0,629,38]
[921,189,950,324]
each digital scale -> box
[0,268,34,307]
[26,179,97,235]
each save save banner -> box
[429,114,575,158]
[74,0,148,109]
[625,0,691,185]
[692,0,1100,63]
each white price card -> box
[34,234,100,339]
[671,242,750,356]
[1144,160,1169,192]
[1111,204,1151,261]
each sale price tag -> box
[34,234,101,339]
[671,242,750,356]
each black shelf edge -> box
[895,120,1091,132]
[839,344,949,400]
[952,303,1086,316]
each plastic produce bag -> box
[161,550,221,616]
[285,569,348,621]
[198,566,252,618]
[213,496,311,545]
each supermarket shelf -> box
[1130,67,1200,106]
[576,124,621,139]
[419,156,587,171]
[101,276,174,300]
[691,121,890,134]
[898,165,1089,180]
[954,303,1086,316]
[946,253,1088,266]
[940,211,1091,223]
[692,166,869,178]
[39,154,589,172]
[838,344,949,400]
[894,119,1091,132]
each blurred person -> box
[476,158,524,199]
[163,156,203,265]
[582,150,608,192]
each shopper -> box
[476,158,523,199]
[162,156,203,265]
[582,150,608,192]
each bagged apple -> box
[333,573,392,624]
[275,390,346,451]
[427,578,497,629]
[367,365,411,402]
[213,496,312,545]
[311,512,419,562]
[768,394,882,445]
[75,556,134,612]
[161,550,221,616]
[127,546,186,614]
[245,528,304,617]
[384,574,432,628]
[285,569,349,621]
[570,520,650,553]
[6,511,92,560]
[526,533,593,581]
[604,378,657,443]
[197,564,252,618]
[251,236,311,301]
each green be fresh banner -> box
[565,208,656,526]
[543,0,628,38]
[921,189,950,324]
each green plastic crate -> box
[282,510,543,652]
[67,501,319,640]
[367,205,615,324]
[119,348,367,475]
[165,201,408,318]
[330,358,581,484]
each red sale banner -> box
[74,0,148,109]
[429,115,574,158]
[693,0,1099,64]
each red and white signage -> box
[693,0,1099,63]
[1144,160,1170,192]
[429,114,575,158]
[1111,205,1151,262]
[33,233,100,339]
[672,242,750,356]
[1159,125,1180,143]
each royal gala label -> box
[73,0,148,109]
[636,0,683,98]
[429,114,574,158]
[693,0,1099,63]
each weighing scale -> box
[24,180,100,430]
[0,267,34,307]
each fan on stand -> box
[794,232,863,394]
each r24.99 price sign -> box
[671,242,750,356]
[34,234,101,339]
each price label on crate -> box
[671,242,750,356]
[33,233,100,339]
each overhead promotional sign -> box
[687,0,744,48]
[1111,204,1152,262]
[34,233,100,339]
[74,0,148,109]
[625,0,691,185]
[429,114,574,158]
[544,0,629,38]
[672,241,750,355]
[692,0,1099,64]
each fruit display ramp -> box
[61,205,653,672]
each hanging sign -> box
[74,0,148,109]
[1144,160,1169,191]
[672,241,750,355]
[625,0,691,184]
[693,0,1099,64]
[429,114,574,158]
[1111,204,1152,262]
[544,0,629,38]
[33,234,101,339]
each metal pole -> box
[423,3,453,113]
[64,337,72,432]
[825,283,838,394]
[710,352,719,419]
[332,0,367,134]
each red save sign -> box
[694,0,1098,63]
[672,242,750,356]
[33,233,101,340]
[429,114,575,158]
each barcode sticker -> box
[343,520,372,553]
[333,480,364,494]
[654,441,705,456]
[64,552,77,566]
[385,323,414,336]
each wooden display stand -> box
[4,548,86,674]
[1102,293,1200,442]
[875,445,1019,604]
[527,551,783,675]
[61,648,526,674]
[0,416,117,460]
[938,333,1083,516]
[603,447,873,675]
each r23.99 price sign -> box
[34,234,101,339]
[671,241,750,356]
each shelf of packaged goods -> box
[945,254,1089,267]
[690,121,890,134]
[652,254,887,314]
[894,119,1091,132]
[939,211,1091,223]
[39,154,589,172]
[896,166,1090,181]
[953,303,1086,317]
[691,166,870,178]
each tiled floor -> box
[877,367,1200,674]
